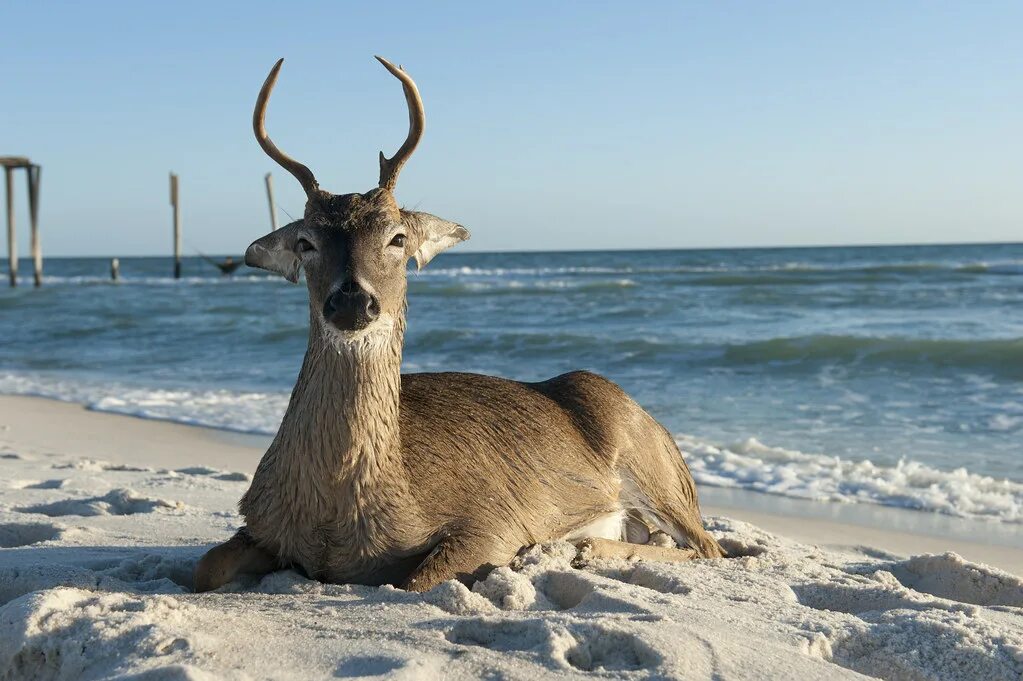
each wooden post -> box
[5,167,14,287]
[28,165,41,287]
[264,172,279,231]
[170,172,181,279]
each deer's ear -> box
[402,211,470,270]
[245,220,304,283]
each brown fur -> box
[199,303,724,591]
[192,57,723,593]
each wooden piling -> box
[264,172,279,231]
[5,167,14,287]
[170,172,181,279]
[28,165,41,287]
[1,157,40,287]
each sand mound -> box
[1,449,1021,680]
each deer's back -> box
[398,370,640,543]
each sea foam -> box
[679,434,1023,523]
[0,373,286,436]
[2,370,1020,524]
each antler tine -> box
[253,59,319,198]
[375,56,425,193]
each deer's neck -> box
[269,311,421,541]
[290,313,406,477]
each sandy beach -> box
[2,394,1022,680]
[4,3,1021,677]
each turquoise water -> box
[2,243,1021,521]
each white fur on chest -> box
[560,509,627,542]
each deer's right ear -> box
[245,221,304,283]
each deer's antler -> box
[375,56,425,193]
[253,59,319,198]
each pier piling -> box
[170,172,181,279]
[1,157,42,287]
[4,167,13,287]
[28,165,41,286]
[265,172,279,231]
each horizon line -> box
[8,238,1023,260]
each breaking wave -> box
[9,257,1019,288]
[1,370,1020,524]
[402,331,1023,376]
[721,335,1023,374]
[0,372,286,435]
[417,259,1023,279]
[679,434,1023,523]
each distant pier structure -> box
[264,172,279,231]
[169,172,181,278]
[1,156,42,287]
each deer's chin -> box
[320,314,396,353]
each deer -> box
[193,56,725,594]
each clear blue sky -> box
[2,1,1021,256]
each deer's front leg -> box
[401,534,512,593]
[193,527,277,592]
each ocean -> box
[2,243,1021,524]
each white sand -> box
[2,396,1022,680]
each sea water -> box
[2,243,1021,522]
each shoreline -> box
[4,392,1023,679]
[3,393,1020,574]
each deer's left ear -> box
[402,211,470,270]
[245,220,304,283]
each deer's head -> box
[245,57,469,343]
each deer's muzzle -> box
[323,280,380,331]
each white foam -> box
[416,265,629,277]
[448,278,637,292]
[2,371,1021,523]
[988,414,1023,432]
[416,258,1023,279]
[679,434,1023,523]
[90,390,286,435]
[11,258,1022,288]
[0,373,286,435]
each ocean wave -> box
[5,274,277,287]
[5,258,1020,289]
[411,278,637,296]
[417,259,1023,279]
[416,265,632,277]
[679,434,1023,523]
[2,370,1021,522]
[722,335,1023,375]
[91,390,286,434]
[0,373,285,435]
[956,262,1023,275]
[406,329,672,360]
[402,330,1023,375]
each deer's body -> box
[238,329,720,589]
[193,56,723,594]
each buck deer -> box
[193,57,724,593]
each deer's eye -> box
[389,234,407,249]
[296,238,316,254]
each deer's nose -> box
[324,280,380,331]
